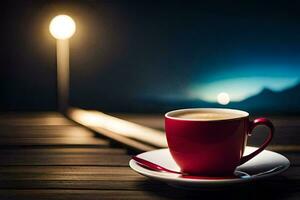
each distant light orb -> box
[49,15,76,40]
[217,92,230,105]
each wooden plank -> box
[0,151,297,166]
[0,165,297,177]
[0,154,130,166]
[0,177,298,192]
[0,126,96,138]
[68,108,168,147]
[0,166,298,190]
[0,138,108,146]
[67,108,160,152]
[0,166,298,180]
[0,166,135,173]
[0,181,149,191]
[114,114,165,130]
[0,148,127,155]
[0,167,139,181]
[0,112,63,118]
[0,119,73,126]
[0,166,145,191]
[0,186,299,200]
[0,112,298,200]
[0,190,166,200]
[0,113,74,126]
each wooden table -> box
[0,112,299,199]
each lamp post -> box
[49,15,76,113]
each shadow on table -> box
[137,176,299,200]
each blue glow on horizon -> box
[190,77,299,102]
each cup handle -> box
[239,118,274,165]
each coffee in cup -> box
[165,108,274,176]
[172,110,245,121]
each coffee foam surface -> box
[174,111,244,121]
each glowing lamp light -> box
[49,14,76,112]
[217,92,230,105]
[49,15,76,40]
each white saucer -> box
[129,146,290,188]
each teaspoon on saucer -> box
[132,155,285,179]
[132,156,183,174]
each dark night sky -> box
[1,0,300,112]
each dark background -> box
[1,0,300,114]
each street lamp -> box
[49,15,76,112]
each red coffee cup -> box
[165,108,274,176]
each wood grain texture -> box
[0,186,299,200]
[0,148,127,155]
[0,112,299,200]
[0,126,95,138]
[0,113,73,126]
[0,138,108,146]
[0,166,298,191]
[0,154,130,166]
[67,108,163,152]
